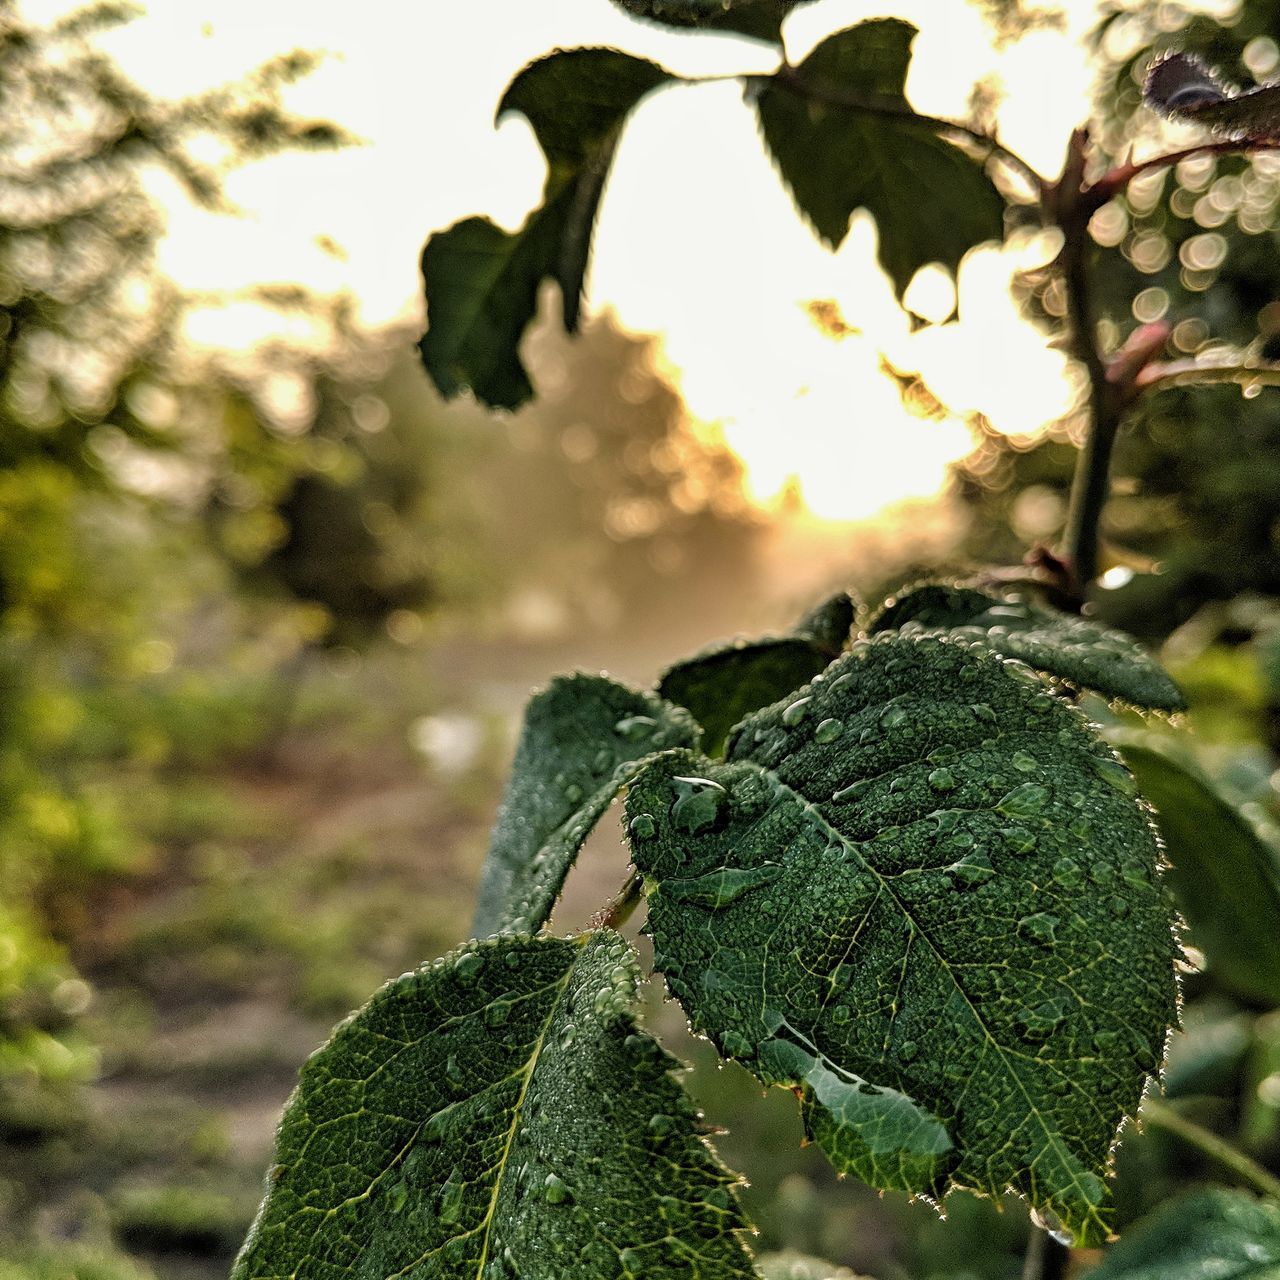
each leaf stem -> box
[1021,1229,1070,1280]
[1142,1097,1280,1201]
[600,872,645,931]
[1085,138,1280,210]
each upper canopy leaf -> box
[610,0,815,44]
[419,49,671,408]
[1116,735,1280,1006]
[754,20,1005,302]
[627,633,1179,1245]
[658,592,855,756]
[1087,1189,1280,1279]
[233,931,756,1280]
[473,672,698,938]
[869,584,1185,711]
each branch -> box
[1021,1230,1070,1280]
[1136,358,1280,396]
[1056,128,1122,597]
[1143,1097,1280,1202]
[766,65,1047,196]
[1084,137,1280,213]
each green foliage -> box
[609,0,813,44]
[628,632,1177,1245]
[418,50,671,408]
[473,674,699,937]
[233,931,754,1280]
[1087,1188,1280,1279]
[657,592,854,756]
[755,20,1005,303]
[1116,736,1280,1007]
[869,584,1186,710]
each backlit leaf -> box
[1087,1188,1280,1279]
[610,0,814,44]
[419,49,671,408]
[474,673,698,939]
[755,20,1004,302]
[233,931,755,1280]
[1117,735,1280,1006]
[869,584,1185,711]
[627,633,1179,1245]
[658,592,855,755]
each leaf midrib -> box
[750,761,1110,1239]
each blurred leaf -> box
[658,591,854,755]
[419,49,671,408]
[233,932,755,1280]
[1116,736,1280,1006]
[627,633,1178,1246]
[473,673,697,938]
[1087,1188,1280,1279]
[755,20,1004,301]
[869,584,1185,710]
[610,0,814,43]
[1145,52,1280,141]
[1163,1000,1252,1100]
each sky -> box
[75,0,1207,520]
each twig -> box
[1085,137,1280,211]
[1143,1097,1280,1201]
[599,872,645,931]
[1021,1229,1070,1280]
[1056,128,1122,598]
[1135,358,1280,395]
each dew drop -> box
[629,813,656,840]
[615,714,658,742]
[721,1030,753,1058]
[1011,750,1039,774]
[592,748,613,774]
[438,1170,465,1224]
[998,782,1050,818]
[970,703,998,724]
[1017,912,1059,949]
[1052,856,1085,888]
[648,1113,677,1138]
[455,951,484,984]
[880,704,909,730]
[899,1039,919,1062]
[833,778,873,804]
[1030,1207,1072,1246]
[670,776,728,835]
[928,767,959,792]
[543,1172,572,1205]
[948,850,994,887]
[485,1001,510,1027]
[563,781,583,805]
[831,1005,852,1025]
[814,717,844,744]
[1092,756,1138,796]
[782,697,813,727]
[662,862,783,909]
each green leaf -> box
[1087,1189,1280,1279]
[755,20,1005,302]
[1116,736,1280,1006]
[419,49,671,408]
[233,931,756,1280]
[610,0,815,44]
[627,633,1179,1245]
[869,584,1185,711]
[658,592,855,756]
[1145,52,1280,142]
[473,673,698,938]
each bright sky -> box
[85,0,1150,520]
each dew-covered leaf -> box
[1145,52,1280,142]
[233,931,755,1280]
[755,20,1004,302]
[627,633,1179,1245]
[474,673,698,938]
[658,592,855,756]
[869,584,1185,711]
[610,0,814,43]
[1087,1188,1280,1280]
[419,49,671,408]
[1116,736,1280,1006]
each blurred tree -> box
[0,0,349,1115]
